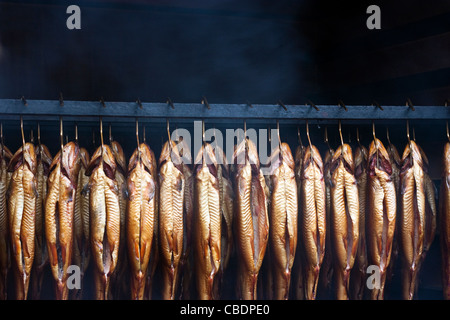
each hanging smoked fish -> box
[85,141,120,300]
[439,139,450,300]
[366,137,397,300]
[45,139,80,300]
[300,140,325,300]
[399,138,426,300]
[7,122,38,300]
[330,138,359,300]
[31,132,52,300]
[159,139,185,300]
[0,136,12,300]
[350,141,368,300]
[194,142,221,300]
[233,137,269,300]
[109,140,128,299]
[127,142,156,300]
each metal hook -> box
[246,100,253,108]
[297,126,303,149]
[59,116,63,155]
[30,129,34,144]
[324,126,332,151]
[446,121,450,143]
[59,92,64,107]
[201,96,211,109]
[100,97,106,108]
[109,123,112,143]
[136,98,143,109]
[21,96,28,107]
[338,120,344,146]
[406,120,411,143]
[276,120,281,149]
[143,125,146,144]
[406,98,415,111]
[167,97,175,109]
[338,100,348,111]
[307,100,319,111]
[412,126,416,142]
[0,123,3,158]
[74,123,78,143]
[166,118,172,154]
[99,117,104,157]
[136,118,140,162]
[372,121,376,141]
[268,125,271,143]
[372,100,383,111]
[356,127,363,148]
[306,120,313,149]
[277,100,287,111]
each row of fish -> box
[0,128,449,300]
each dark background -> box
[0,0,449,300]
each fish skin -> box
[399,140,426,300]
[330,144,359,300]
[7,143,37,300]
[0,144,12,300]
[350,145,368,300]
[440,142,450,300]
[159,140,185,300]
[126,143,156,300]
[86,144,120,300]
[299,145,325,300]
[366,138,397,300]
[45,142,81,300]
[31,143,52,300]
[194,143,221,300]
[233,138,269,300]
[72,147,90,299]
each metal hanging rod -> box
[1,98,449,120]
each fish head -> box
[175,136,192,167]
[332,143,354,173]
[100,144,116,179]
[401,140,423,169]
[368,138,392,176]
[159,140,182,169]
[79,147,90,170]
[8,143,36,173]
[139,143,157,176]
[294,145,304,169]
[194,143,219,176]
[0,144,13,163]
[110,141,126,174]
[61,141,81,182]
[303,144,323,170]
[387,143,401,168]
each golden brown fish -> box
[399,140,425,300]
[0,144,12,299]
[31,143,52,300]
[292,144,305,300]
[7,143,37,300]
[71,147,90,299]
[212,145,234,299]
[85,144,120,300]
[193,143,221,300]
[159,140,185,300]
[45,142,80,300]
[300,144,325,300]
[126,142,156,300]
[233,138,269,300]
[330,144,359,300]
[350,145,368,300]
[440,142,450,300]
[318,148,335,298]
[366,138,397,300]
[109,141,128,299]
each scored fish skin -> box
[126,143,156,300]
[31,143,52,300]
[440,142,450,300]
[7,143,37,300]
[45,141,81,300]
[318,148,335,298]
[399,140,426,300]
[85,144,120,300]
[233,138,269,300]
[109,141,129,299]
[300,145,325,300]
[330,144,359,300]
[72,147,90,299]
[194,143,221,300]
[366,138,397,300]
[159,140,185,300]
[350,145,368,300]
[0,144,12,300]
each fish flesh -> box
[31,143,52,299]
[233,138,269,300]
[300,145,325,300]
[71,147,90,299]
[159,140,185,300]
[0,144,12,300]
[194,143,221,300]
[330,144,359,300]
[7,143,37,300]
[126,143,156,300]
[440,142,450,300]
[399,140,425,300]
[350,145,368,300]
[85,144,120,300]
[45,142,80,300]
[366,138,396,300]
